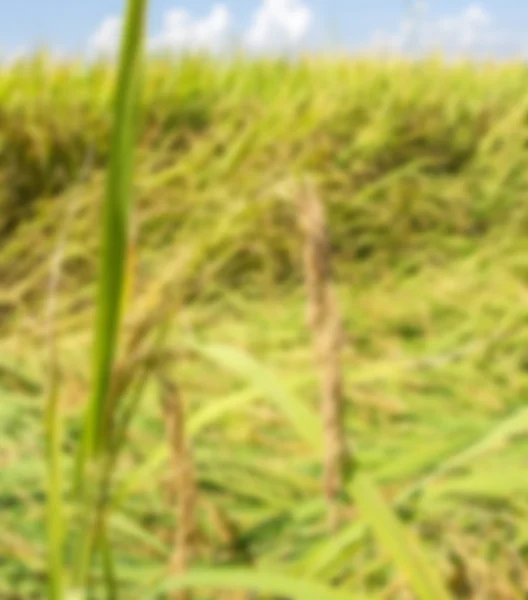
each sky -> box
[2,1,528,60]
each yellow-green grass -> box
[2,47,528,598]
[4,252,528,597]
[2,54,528,329]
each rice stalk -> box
[44,151,92,600]
[71,0,148,594]
[160,376,199,600]
[295,177,349,530]
[294,178,453,599]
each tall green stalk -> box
[78,0,147,475]
[45,380,64,600]
[72,0,148,592]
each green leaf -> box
[151,568,365,600]
[400,407,528,501]
[189,388,259,436]
[432,407,528,476]
[72,0,149,592]
[78,0,148,472]
[45,381,66,600]
[109,513,168,556]
[350,472,452,600]
[185,340,323,449]
[425,464,528,502]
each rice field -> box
[2,12,528,598]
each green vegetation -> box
[2,7,528,597]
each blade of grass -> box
[44,151,91,600]
[397,406,528,504]
[350,472,452,600]
[76,0,147,481]
[109,513,169,557]
[45,380,65,600]
[72,0,148,592]
[100,526,118,600]
[150,568,364,600]
[184,340,323,449]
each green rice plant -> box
[76,0,147,479]
[68,0,148,595]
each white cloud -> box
[88,1,314,58]
[150,4,232,53]
[366,3,505,58]
[89,15,122,56]
[245,0,313,51]
[436,4,492,48]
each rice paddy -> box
[2,33,528,599]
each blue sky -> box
[2,1,528,59]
